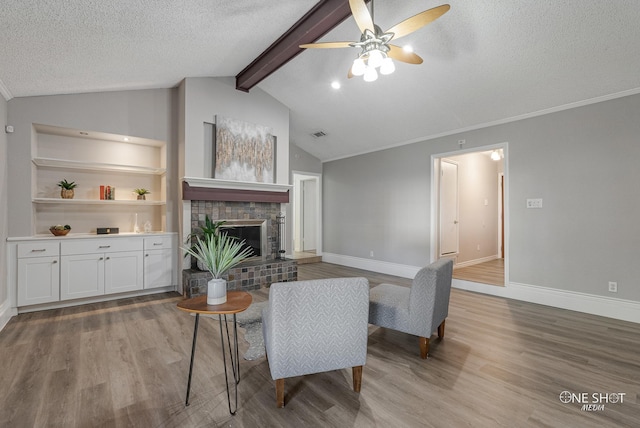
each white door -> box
[302,179,317,251]
[60,253,105,300]
[144,249,173,289]
[105,251,143,294]
[17,256,60,306]
[440,160,459,256]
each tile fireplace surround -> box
[183,200,297,298]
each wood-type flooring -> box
[1,262,638,427]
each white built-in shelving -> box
[32,123,168,235]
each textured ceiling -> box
[2,0,640,161]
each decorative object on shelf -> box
[96,227,119,234]
[133,213,140,233]
[144,220,152,233]
[99,185,115,200]
[213,116,275,184]
[49,224,71,236]
[57,179,77,199]
[133,188,150,200]
[182,232,254,305]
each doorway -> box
[431,144,508,287]
[292,172,322,262]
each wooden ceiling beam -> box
[235,0,369,92]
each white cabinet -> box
[60,238,143,300]
[17,242,60,306]
[143,236,174,289]
[10,233,175,310]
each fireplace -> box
[219,219,268,260]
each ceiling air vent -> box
[311,131,327,138]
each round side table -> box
[177,291,252,415]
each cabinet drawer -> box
[18,241,60,258]
[144,236,173,250]
[61,238,143,255]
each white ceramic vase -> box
[207,278,227,305]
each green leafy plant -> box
[182,233,253,279]
[133,188,151,195]
[57,179,77,190]
[50,224,71,231]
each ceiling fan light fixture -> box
[363,66,378,82]
[379,57,395,75]
[352,58,366,76]
[367,49,384,68]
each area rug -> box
[234,301,268,360]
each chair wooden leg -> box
[419,336,430,359]
[438,319,446,339]
[352,366,363,393]
[275,378,284,408]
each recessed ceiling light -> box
[123,137,130,142]
[331,81,341,89]
[403,45,414,53]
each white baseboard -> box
[322,253,421,279]
[0,298,17,332]
[322,252,640,324]
[454,254,498,269]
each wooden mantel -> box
[182,177,292,203]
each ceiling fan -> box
[300,0,450,82]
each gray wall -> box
[290,143,322,175]
[7,89,178,237]
[0,96,7,306]
[323,93,640,302]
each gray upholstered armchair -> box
[262,277,370,408]
[368,258,453,359]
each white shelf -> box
[33,157,166,175]
[33,198,166,206]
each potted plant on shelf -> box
[133,188,151,200]
[57,179,77,199]
[182,232,253,305]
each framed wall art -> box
[213,116,275,183]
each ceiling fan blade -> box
[388,45,423,64]
[349,0,374,33]
[385,4,450,40]
[299,41,354,49]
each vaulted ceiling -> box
[2,0,640,161]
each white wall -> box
[181,77,289,182]
[6,89,178,237]
[0,95,11,329]
[323,93,640,312]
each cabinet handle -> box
[99,245,111,249]
[153,242,162,246]
[52,260,58,264]
[106,257,110,260]
[99,257,104,261]
[31,249,47,252]
[145,254,149,257]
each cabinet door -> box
[104,251,143,294]
[17,256,60,306]
[61,254,105,300]
[144,249,173,289]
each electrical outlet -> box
[370,250,374,257]
[527,198,543,209]
[608,282,618,293]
